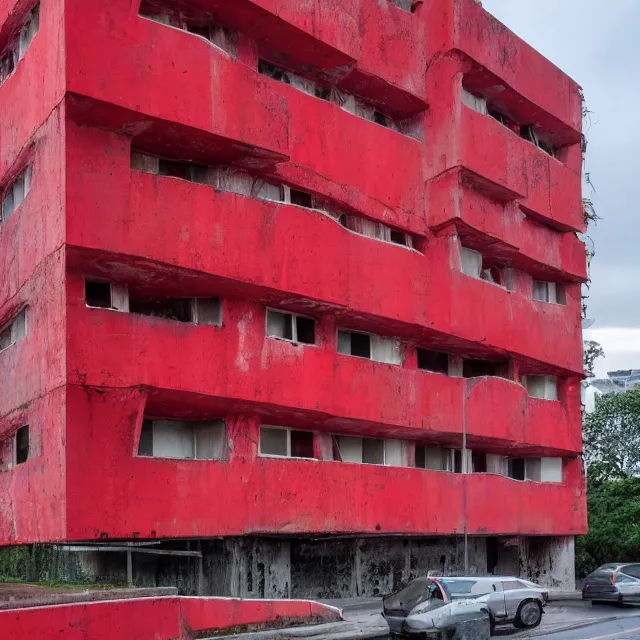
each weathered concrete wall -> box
[520,536,576,590]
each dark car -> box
[583,564,640,605]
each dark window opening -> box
[481,263,504,286]
[520,125,555,157]
[85,281,112,309]
[508,458,525,481]
[258,59,290,84]
[374,111,389,127]
[290,189,313,208]
[291,430,315,458]
[295,316,316,345]
[129,298,193,323]
[415,445,426,469]
[158,159,209,183]
[138,419,154,457]
[15,425,29,465]
[351,332,371,359]
[453,449,462,474]
[390,229,408,246]
[0,49,15,82]
[463,359,509,379]
[315,86,332,101]
[363,438,385,464]
[332,436,343,462]
[472,452,487,473]
[417,349,449,375]
[186,23,210,39]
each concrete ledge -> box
[0,586,178,610]
[0,595,343,639]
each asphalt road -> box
[336,599,640,640]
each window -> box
[340,215,414,249]
[14,426,29,465]
[138,419,225,460]
[463,359,509,379]
[523,375,558,401]
[520,125,556,157]
[266,309,316,345]
[0,308,27,352]
[415,446,461,473]
[0,4,39,87]
[259,426,315,459]
[472,452,487,473]
[129,297,221,325]
[461,88,488,115]
[139,1,236,56]
[502,580,527,591]
[85,281,129,312]
[2,165,32,222]
[337,330,402,365]
[532,281,566,305]
[417,349,449,375]
[389,0,415,12]
[507,457,562,482]
[290,189,313,208]
[130,153,211,184]
[459,246,505,286]
[335,437,406,466]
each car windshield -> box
[383,578,431,614]
[438,579,491,600]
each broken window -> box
[130,298,192,322]
[0,308,27,352]
[131,152,212,184]
[459,246,505,287]
[192,298,222,326]
[0,4,39,87]
[522,375,558,401]
[532,281,566,305]
[139,1,236,56]
[520,125,556,157]
[340,215,414,249]
[266,309,316,345]
[362,438,385,464]
[259,426,316,459]
[138,418,225,460]
[417,349,449,375]
[389,0,415,11]
[463,359,509,379]
[290,189,313,208]
[85,281,129,312]
[461,88,488,115]
[2,165,32,222]
[472,452,487,473]
[415,446,461,473]
[506,457,562,483]
[337,330,402,365]
[14,425,29,465]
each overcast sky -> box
[482,0,639,377]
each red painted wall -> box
[0,0,587,544]
[0,596,341,640]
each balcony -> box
[426,0,582,134]
[426,169,587,281]
[65,3,288,169]
[66,296,580,453]
[456,107,583,232]
[63,386,586,540]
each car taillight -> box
[611,573,616,585]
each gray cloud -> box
[482,0,640,329]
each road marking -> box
[588,624,640,640]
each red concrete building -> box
[0,0,586,595]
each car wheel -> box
[489,615,496,636]
[514,600,543,629]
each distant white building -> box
[583,369,640,412]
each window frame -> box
[258,425,316,460]
[265,308,316,346]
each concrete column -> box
[519,536,576,590]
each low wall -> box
[0,595,343,639]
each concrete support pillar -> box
[519,536,575,590]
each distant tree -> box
[583,340,604,379]
[576,477,640,577]
[583,390,640,484]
